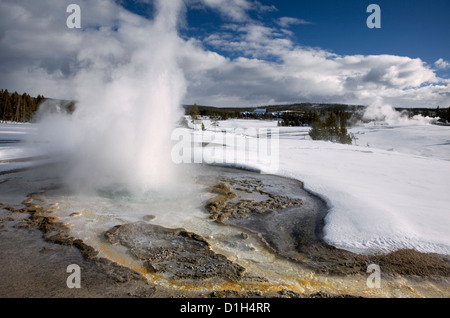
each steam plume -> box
[35,0,187,195]
[363,97,435,126]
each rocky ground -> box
[203,175,450,278]
[0,165,449,298]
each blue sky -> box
[181,0,450,76]
[0,0,449,108]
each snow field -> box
[195,118,450,255]
[1,119,449,255]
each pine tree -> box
[324,110,339,141]
[309,109,352,144]
[282,112,290,126]
[309,114,323,140]
[2,90,13,121]
[24,93,34,121]
[67,101,76,114]
[338,118,352,144]
[190,103,200,122]
[0,90,43,122]
[211,114,219,131]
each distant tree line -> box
[185,104,245,120]
[184,104,361,124]
[435,106,450,122]
[200,108,244,120]
[0,89,45,122]
[434,106,450,123]
[278,110,337,127]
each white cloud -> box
[191,0,275,22]
[182,10,447,108]
[0,0,448,110]
[435,58,450,70]
[276,16,312,28]
[0,0,139,98]
[203,22,294,60]
[181,38,447,107]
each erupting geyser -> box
[34,0,187,195]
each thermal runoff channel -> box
[34,0,187,196]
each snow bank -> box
[197,119,450,255]
[277,139,450,255]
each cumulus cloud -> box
[181,13,446,107]
[181,43,447,107]
[188,0,276,22]
[0,0,449,110]
[203,23,294,60]
[276,17,312,28]
[435,58,450,70]
[0,0,135,98]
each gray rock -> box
[104,222,246,282]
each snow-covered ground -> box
[185,117,450,256]
[0,122,54,173]
[1,118,450,256]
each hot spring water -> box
[28,164,444,298]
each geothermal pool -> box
[1,162,448,298]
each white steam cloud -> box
[34,0,187,195]
[363,98,435,126]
